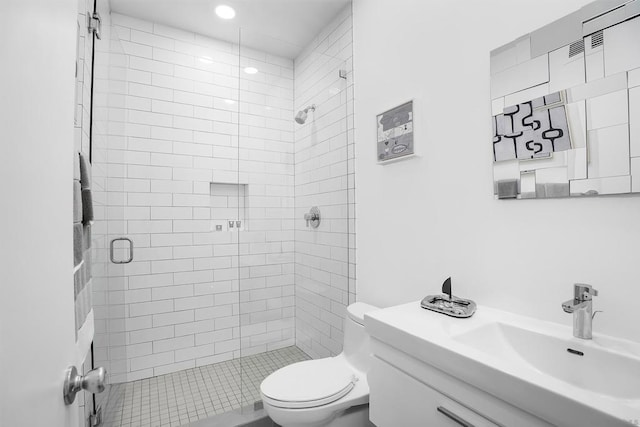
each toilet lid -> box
[260,358,357,409]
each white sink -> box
[454,321,640,399]
[364,301,640,427]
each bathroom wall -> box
[353,0,640,343]
[294,6,355,359]
[94,13,295,382]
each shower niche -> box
[210,182,247,232]
[490,0,640,199]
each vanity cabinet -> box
[368,339,553,427]
[370,357,499,426]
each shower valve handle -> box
[304,213,316,226]
[304,207,321,228]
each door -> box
[0,0,86,426]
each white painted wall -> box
[0,0,79,425]
[353,0,640,343]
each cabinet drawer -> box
[369,357,499,427]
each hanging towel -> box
[73,223,84,267]
[78,152,93,224]
[73,181,82,223]
[78,152,90,188]
[73,152,94,364]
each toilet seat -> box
[261,358,358,409]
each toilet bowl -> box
[260,302,379,427]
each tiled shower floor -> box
[102,346,310,427]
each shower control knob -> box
[304,207,321,229]
[63,366,106,405]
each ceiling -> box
[109,0,351,59]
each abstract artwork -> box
[493,92,571,162]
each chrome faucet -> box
[562,283,599,339]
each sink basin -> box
[454,322,640,399]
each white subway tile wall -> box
[294,6,355,359]
[92,13,297,383]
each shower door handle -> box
[110,237,133,264]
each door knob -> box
[63,366,106,405]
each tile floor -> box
[102,346,310,427]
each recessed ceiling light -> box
[199,56,213,64]
[224,99,236,105]
[215,5,236,20]
[244,67,258,75]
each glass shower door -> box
[235,28,300,412]
[90,13,129,426]
[237,3,355,411]
[93,13,245,426]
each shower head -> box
[294,111,307,124]
[295,104,316,124]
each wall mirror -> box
[490,0,640,199]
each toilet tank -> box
[342,302,379,373]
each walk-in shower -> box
[86,0,355,426]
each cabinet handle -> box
[437,406,475,427]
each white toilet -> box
[260,302,379,427]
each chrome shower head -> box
[295,104,316,124]
[294,111,307,124]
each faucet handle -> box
[574,283,598,300]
